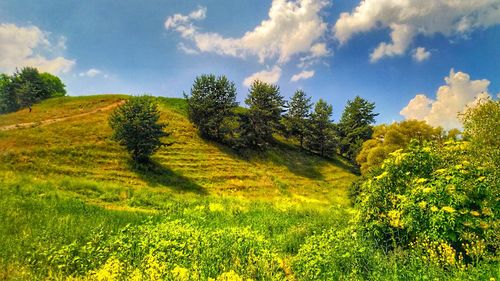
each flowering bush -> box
[356,140,499,265]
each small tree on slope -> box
[109,96,169,163]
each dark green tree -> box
[109,96,169,163]
[338,96,378,162]
[304,99,337,157]
[240,80,285,148]
[283,90,312,148]
[0,74,18,113]
[185,74,238,142]
[40,72,66,97]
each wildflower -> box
[470,210,480,217]
[442,206,456,213]
[422,187,432,193]
[418,201,427,209]
[430,206,438,212]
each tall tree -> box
[185,74,238,142]
[338,96,378,162]
[304,99,337,157]
[283,90,312,148]
[240,80,285,148]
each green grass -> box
[1,95,495,280]
[0,95,357,279]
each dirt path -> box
[0,100,126,131]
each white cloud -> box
[400,69,493,130]
[177,43,199,55]
[165,0,330,64]
[291,70,315,82]
[79,68,102,78]
[243,66,282,87]
[0,23,75,74]
[334,0,500,61]
[412,47,431,62]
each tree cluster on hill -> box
[0,67,66,113]
[185,74,378,161]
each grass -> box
[0,95,357,279]
[2,95,495,280]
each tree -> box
[237,81,285,148]
[283,90,312,148]
[40,72,66,97]
[338,96,378,162]
[356,120,443,174]
[460,98,499,168]
[304,99,337,157]
[0,74,18,113]
[185,74,238,142]
[109,96,169,163]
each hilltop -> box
[0,95,357,279]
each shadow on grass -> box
[130,159,207,195]
[209,137,327,180]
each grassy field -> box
[0,95,359,280]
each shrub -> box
[109,96,169,163]
[356,140,499,265]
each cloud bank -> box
[166,0,330,86]
[0,23,75,74]
[400,69,493,130]
[334,0,500,62]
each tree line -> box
[0,67,66,113]
[185,74,378,162]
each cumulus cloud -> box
[243,66,282,87]
[291,70,315,82]
[400,69,493,130]
[79,68,103,78]
[334,0,500,61]
[166,0,330,66]
[412,47,431,62]
[0,23,75,74]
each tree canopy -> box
[109,96,169,163]
[304,99,337,157]
[185,74,238,142]
[283,90,312,148]
[338,96,378,162]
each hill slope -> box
[0,95,357,280]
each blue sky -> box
[1,0,499,127]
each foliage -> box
[282,90,312,148]
[0,74,17,113]
[40,73,66,98]
[239,80,285,148]
[185,74,238,142]
[304,99,337,157]
[356,140,499,265]
[0,67,66,113]
[338,96,378,162]
[460,98,499,169]
[109,96,169,163]
[356,120,444,174]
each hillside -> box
[0,95,357,279]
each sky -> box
[1,0,499,128]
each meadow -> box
[0,95,497,280]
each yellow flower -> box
[442,206,456,213]
[422,187,432,193]
[375,171,388,180]
[418,201,427,209]
[430,206,438,212]
[470,210,480,216]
